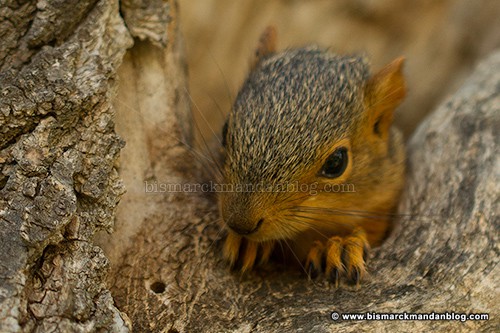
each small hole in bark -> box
[168,329,179,333]
[150,281,166,293]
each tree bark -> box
[0,0,175,331]
[1,0,498,332]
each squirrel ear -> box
[251,26,277,70]
[364,57,406,139]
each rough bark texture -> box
[109,39,499,333]
[0,0,174,331]
[96,0,193,271]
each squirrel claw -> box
[349,267,361,287]
[307,261,320,279]
[325,236,344,284]
[305,240,325,279]
[241,240,258,273]
[223,232,275,272]
[258,241,274,266]
[223,232,242,268]
[307,228,370,286]
[341,227,369,284]
[328,268,340,288]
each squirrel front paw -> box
[305,227,370,287]
[223,232,274,272]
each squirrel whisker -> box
[284,213,358,230]
[284,217,334,242]
[191,120,225,178]
[292,207,395,220]
[114,98,222,179]
[265,190,313,209]
[279,236,311,280]
[207,49,235,110]
[291,206,436,222]
[185,87,225,149]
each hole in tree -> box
[150,281,166,294]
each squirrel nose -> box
[227,218,264,235]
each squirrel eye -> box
[320,147,348,178]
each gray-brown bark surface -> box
[0,0,166,331]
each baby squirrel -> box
[219,27,406,286]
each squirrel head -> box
[219,27,406,244]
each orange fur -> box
[251,25,277,70]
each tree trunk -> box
[0,0,498,332]
[0,0,182,331]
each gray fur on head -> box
[225,47,370,184]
